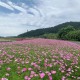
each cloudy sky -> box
[0,0,80,36]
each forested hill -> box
[18,22,80,37]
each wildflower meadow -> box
[0,38,80,80]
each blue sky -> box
[0,0,80,36]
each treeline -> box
[18,22,80,41]
[58,26,80,41]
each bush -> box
[58,26,75,39]
[40,33,58,39]
[65,30,80,41]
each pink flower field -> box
[0,38,80,80]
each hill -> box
[18,22,80,37]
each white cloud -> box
[0,1,14,11]
[36,0,80,26]
[7,1,26,13]
[0,0,80,36]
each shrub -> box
[65,30,80,41]
[58,25,75,40]
[40,33,58,39]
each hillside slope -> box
[18,22,80,37]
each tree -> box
[58,25,75,39]
[65,30,80,41]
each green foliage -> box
[58,26,75,39]
[40,33,58,39]
[65,30,80,41]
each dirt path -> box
[71,41,80,45]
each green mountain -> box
[18,22,80,37]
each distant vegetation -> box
[18,22,80,41]
[58,26,75,39]
[39,33,58,39]
[65,30,80,41]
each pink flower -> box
[28,68,32,71]
[45,71,49,74]
[62,76,66,80]
[48,72,51,76]
[49,76,52,80]
[30,74,34,78]
[48,64,52,67]
[22,68,27,72]
[17,66,21,70]
[27,78,31,80]
[51,70,56,74]
[24,76,28,80]
[1,78,8,80]
[67,68,71,72]
[31,62,36,66]
[24,76,31,80]
[34,74,38,77]
[26,61,29,64]
[6,67,11,71]
[39,73,45,78]
[31,71,35,75]
[5,73,10,76]
[61,70,64,73]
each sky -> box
[0,0,80,36]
